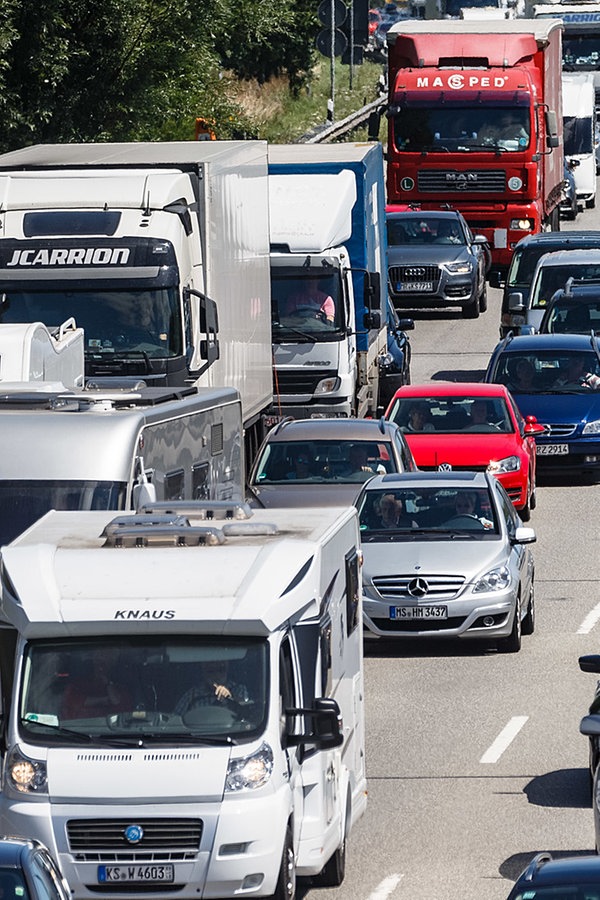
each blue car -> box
[485,332,600,477]
[506,852,600,897]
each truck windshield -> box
[0,287,183,359]
[0,480,126,546]
[271,268,345,341]
[19,637,269,745]
[564,115,594,155]
[392,105,530,152]
[564,35,600,70]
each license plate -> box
[398,282,433,292]
[98,865,175,884]
[390,606,448,619]
[536,444,569,456]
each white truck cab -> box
[0,502,366,900]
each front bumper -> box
[388,272,476,309]
[362,589,516,640]
[535,438,600,476]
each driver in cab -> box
[285,276,335,323]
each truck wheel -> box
[271,826,296,900]
[461,298,479,319]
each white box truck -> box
[0,502,367,900]
[0,142,273,462]
[562,72,597,209]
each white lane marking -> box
[578,602,600,634]
[367,873,404,900]
[480,716,529,764]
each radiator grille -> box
[67,818,202,854]
[273,369,332,395]
[372,574,465,600]
[417,170,506,193]
[388,265,440,285]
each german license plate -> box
[98,865,175,884]
[398,282,433,292]
[536,444,568,456]
[390,606,448,619]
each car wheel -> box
[270,826,296,900]
[520,499,531,522]
[587,195,597,209]
[461,297,479,319]
[498,596,522,653]
[522,580,535,636]
[529,486,537,511]
[478,283,488,313]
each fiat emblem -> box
[124,824,144,844]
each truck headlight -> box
[7,748,48,794]
[488,455,520,474]
[314,376,341,395]
[510,218,534,231]
[583,419,600,435]
[443,261,473,275]
[473,565,511,593]
[225,742,274,792]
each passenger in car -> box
[403,402,434,433]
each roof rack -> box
[137,501,254,520]
[521,852,553,883]
[102,514,226,548]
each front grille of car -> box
[388,265,440,287]
[542,423,577,437]
[372,574,465,600]
[273,369,332,395]
[371,616,466,632]
[417,170,506,193]
[67,818,202,861]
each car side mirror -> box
[579,654,600,673]
[508,292,524,312]
[473,235,489,245]
[580,714,600,736]
[512,525,536,544]
[397,318,415,331]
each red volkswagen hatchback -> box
[385,382,545,520]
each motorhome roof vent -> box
[222,522,279,537]
[102,514,225,548]
[138,501,254,521]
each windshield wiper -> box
[167,733,238,746]
[20,717,136,747]
[272,325,317,343]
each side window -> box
[345,548,360,636]
[164,469,185,501]
[279,638,297,740]
[395,434,415,471]
[495,482,517,536]
[319,616,333,696]
[192,462,210,500]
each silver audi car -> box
[356,471,536,652]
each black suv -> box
[538,280,600,334]
[507,853,600,898]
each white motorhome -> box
[0,503,366,900]
[0,383,244,546]
[562,72,597,209]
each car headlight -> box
[6,747,48,794]
[225,742,274,792]
[583,419,600,435]
[314,376,341,396]
[487,455,520,474]
[473,565,511,593]
[443,261,473,275]
[509,218,534,231]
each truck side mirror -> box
[363,310,381,329]
[285,697,343,749]
[508,292,524,313]
[184,287,220,377]
[363,271,381,309]
[545,110,559,149]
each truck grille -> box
[417,170,506,193]
[273,369,332,395]
[67,818,202,858]
[388,265,440,286]
[372,574,465,600]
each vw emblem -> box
[408,577,429,598]
[124,824,144,844]
[438,462,453,471]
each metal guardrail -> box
[296,74,387,144]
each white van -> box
[562,72,597,211]
[0,502,366,899]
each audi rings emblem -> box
[405,267,426,278]
[407,577,429,598]
[438,462,453,471]
[124,824,144,844]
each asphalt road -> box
[302,200,600,900]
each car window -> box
[493,350,600,393]
[531,265,600,309]
[387,396,513,434]
[386,217,465,246]
[543,301,600,334]
[357,486,499,536]
[506,244,556,288]
[252,439,399,484]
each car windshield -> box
[0,480,127,546]
[531,267,600,309]
[19,637,269,745]
[357,485,499,536]
[542,301,600,334]
[386,396,513,434]
[252,439,398,483]
[506,245,561,289]
[387,217,466,246]
[493,350,600,393]
[392,104,530,153]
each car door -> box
[494,480,532,600]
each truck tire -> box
[270,826,296,900]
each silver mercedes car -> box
[356,471,536,652]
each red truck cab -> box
[385,20,564,280]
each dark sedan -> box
[485,332,600,478]
[386,209,489,319]
[0,836,71,900]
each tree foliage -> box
[0,0,320,151]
